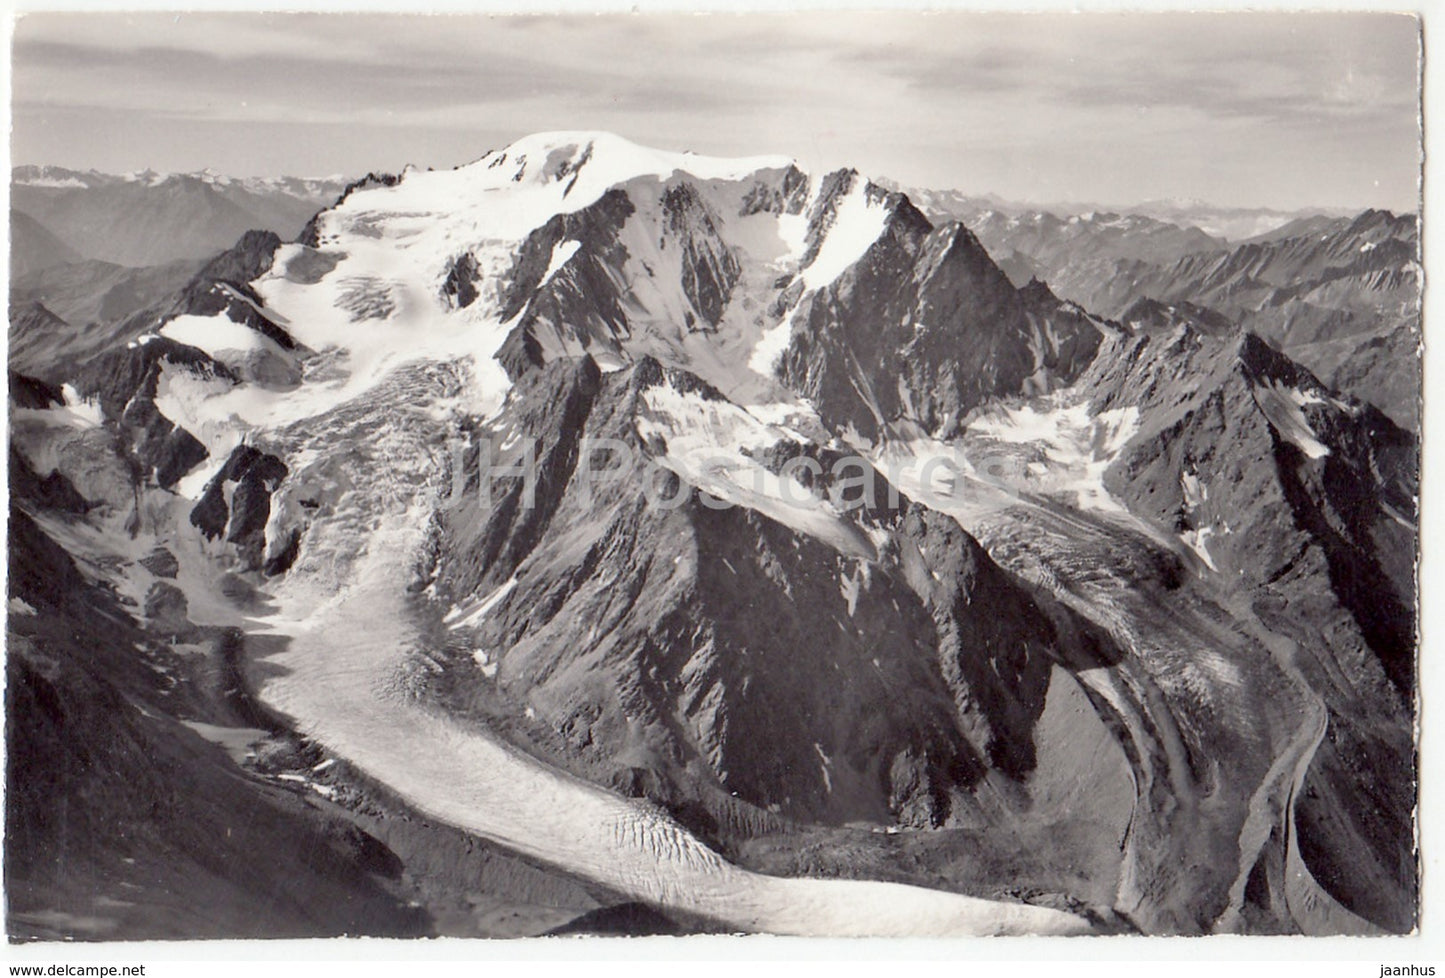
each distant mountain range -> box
[11,165,347,268]
[893,184,1357,242]
[8,166,348,379]
[897,186,1419,431]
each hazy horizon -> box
[11,11,1422,213]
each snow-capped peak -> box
[147,133,884,479]
[477,130,796,190]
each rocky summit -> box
[7,132,1419,939]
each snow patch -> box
[748,312,795,377]
[151,361,243,461]
[59,384,104,427]
[801,181,891,290]
[20,175,87,188]
[1252,380,1330,459]
[472,648,500,678]
[175,454,229,501]
[160,312,270,357]
[541,239,582,285]
[636,382,876,559]
[8,598,37,617]
[447,576,518,630]
[1181,525,1219,571]
[814,742,834,794]
[1181,469,1208,512]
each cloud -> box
[9,10,1422,211]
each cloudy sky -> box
[10,11,1422,211]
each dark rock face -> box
[661,182,741,328]
[739,165,809,217]
[493,167,803,379]
[484,166,1099,438]
[158,230,308,373]
[8,369,65,410]
[778,189,1103,441]
[263,528,302,577]
[139,547,179,579]
[441,253,480,309]
[436,356,604,601]
[74,336,230,491]
[433,357,1086,829]
[8,446,88,514]
[1088,327,1415,673]
[1080,325,1417,931]
[7,509,89,609]
[544,901,683,937]
[1120,296,1235,337]
[143,580,190,633]
[191,445,290,571]
[497,189,637,378]
[171,230,283,313]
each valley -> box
[7,131,1419,940]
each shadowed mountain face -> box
[430,357,1106,833]
[939,199,1420,432]
[1077,325,1416,931]
[7,133,1418,939]
[10,209,80,277]
[773,176,1102,442]
[5,509,433,942]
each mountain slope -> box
[10,209,81,277]
[1077,324,1416,931]
[6,131,1418,939]
[11,166,345,267]
[9,301,74,379]
[1120,211,1420,430]
[772,180,1103,441]
[944,200,1419,431]
[429,356,1126,837]
[11,257,203,339]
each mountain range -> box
[6,133,1419,939]
[909,193,1420,432]
[8,166,347,384]
[894,184,1353,242]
